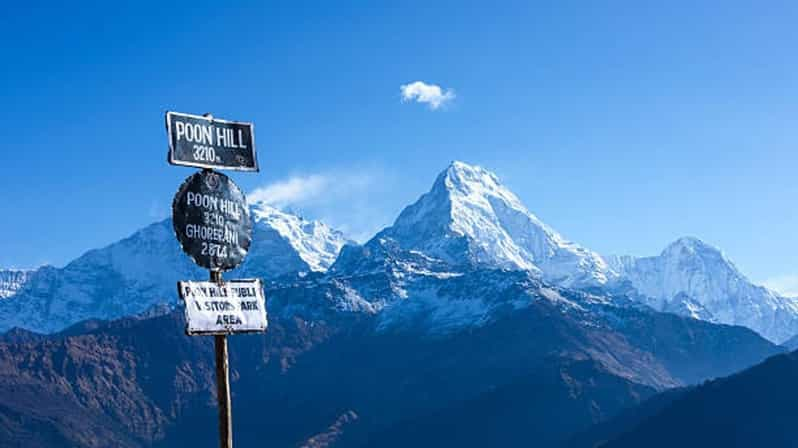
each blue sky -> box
[1,1,797,293]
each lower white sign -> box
[178,279,267,335]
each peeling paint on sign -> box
[178,279,267,335]
[172,170,252,271]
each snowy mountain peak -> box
[611,236,798,343]
[379,161,614,287]
[250,202,351,272]
[661,237,736,268]
[656,236,751,285]
[664,235,710,251]
[438,161,508,199]
[434,161,549,232]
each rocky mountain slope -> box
[330,161,798,343]
[0,269,33,299]
[0,270,782,448]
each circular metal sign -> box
[172,170,252,271]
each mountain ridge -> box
[374,161,615,287]
[1,161,796,344]
[607,236,798,342]
[0,161,789,447]
[0,204,351,334]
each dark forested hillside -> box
[583,351,798,448]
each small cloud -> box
[764,274,798,297]
[248,169,395,243]
[248,174,330,206]
[400,81,455,110]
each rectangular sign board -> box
[178,279,267,335]
[166,111,258,171]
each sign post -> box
[167,111,263,448]
[215,332,232,448]
[211,270,233,448]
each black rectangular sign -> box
[166,111,258,171]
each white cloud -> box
[764,274,798,297]
[248,174,330,206]
[248,168,396,243]
[400,81,455,110]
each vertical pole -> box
[211,270,233,448]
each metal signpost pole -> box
[210,269,233,448]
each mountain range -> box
[1,161,795,343]
[608,237,798,343]
[0,205,349,333]
[0,161,795,446]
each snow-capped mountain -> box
[307,161,641,334]
[0,220,202,333]
[317,161,619,330]
[236,203,352,277]
[372,161,615,287]
[0,203,350,333]
[0,162,792,447]
[0,269,33,299]
[608,237,798,343]
[2,160,794,345]
[329,163,798,343]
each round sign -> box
[172,170,252,271]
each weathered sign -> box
[178,279,267,335]
[166,111,258,171]
[166,110,262,448]
[172,170,252,271]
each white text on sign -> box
[174,121,249,150]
